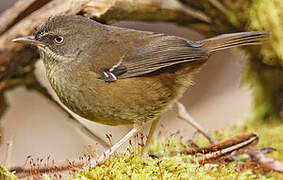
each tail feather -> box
[199,31,270,53]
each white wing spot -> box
[109,58,123,72]
[103,72,109,78]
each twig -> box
[196,133,258,163]
[0,0,51,35]
[11,160,84,179]
[0,0,37,35]
[0,93,8,121]
[207,0,230,16]
[177,133,258,163]
[180,5,211,23]
[162,0,211,23]
[157,160,163,180]
[176,102,216,144]
[4,138,13,168]
[247,149,283,173]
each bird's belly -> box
[52,82,168,125]
[73,77,174,125]
[49,63,201,126]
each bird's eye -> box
[54,36,64,44]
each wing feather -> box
[110,36,207,78]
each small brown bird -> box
[13,15,269,166]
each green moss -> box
[241,60,283,122]
[0,166,18,180]
[248,0,283,66]
[2,119,283,179]
[42,174,53,180]
[196,119,283,179]
[239,0,283,122]
[77,153,259,180]
[76,119,283,180]
[234,119,283,162]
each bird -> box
[12,15,269,167]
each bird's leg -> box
[87,122,144,168]
[141,118,160,157]
[176,102,216,144]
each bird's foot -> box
[84,123,144,169]
[148,153,160,159]
[84,148,114,169]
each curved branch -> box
[0,0,51,35]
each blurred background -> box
[0,0,251,168]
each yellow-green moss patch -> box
[0,166,18,180]
[76,119,283,179]
[248,0,283,66]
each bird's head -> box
[12,15,105,65]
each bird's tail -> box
[199,31,270,53]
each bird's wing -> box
[98,32,208,82]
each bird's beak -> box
[12,36,41,46]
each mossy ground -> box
[248,0,283,66]
[76,118,283,180]
[0,166,18,180]
[1,120,282,179]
